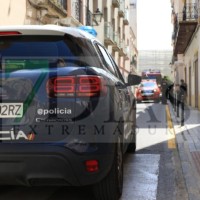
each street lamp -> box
[92,8,103,25]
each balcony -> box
[34,0,67,17]
[60,16,82,27]
[57,0,67,9]
[119,39,126,56]
[123,9,129,25]
[118,1,125,18]
[131,55,137,68]
[112,0,120,8]
[124,46,130,60]
[112,32,120,51]
[71,0,82,23]
[61,1,83,27]
[104,22,114,45]
[173,3,198,56]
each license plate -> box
[142,93,153,96]
[0,103,23,118]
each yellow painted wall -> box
[189,95,200,110]
[0,0,26,25]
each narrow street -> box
[0,102,185,200]
[0,0,199,199]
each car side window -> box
[95,44,118,76]
[107,53,125,83]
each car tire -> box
[127,106,137,153]
[137,100,141,103]
[93,138,123,200]
[127,141,136,153]
[126,131,136,153]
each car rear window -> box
[0,35,100,72]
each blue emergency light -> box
[78,26,97,37]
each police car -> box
[0,25,141,200]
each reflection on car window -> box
[57,58,66,67]
[108,54,125,83]
[96,44,117,75]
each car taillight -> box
[46,76,75,97]
[0,31,21,36]
[46,75,107,98]
[77,76,107,97]
[54,77,75,94]
[85,160,99,172]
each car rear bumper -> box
[137,94,160,101]
[0,143,115,186]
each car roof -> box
[140,80,157,86]
[0,25,97,40]
[141,79,156,82]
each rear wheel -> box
[127,130,136,153]
[127,106,137,153]
[93,138,123,200]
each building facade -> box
[171,0,200,109]
[129,0,138,74]
[0,0,67,25]
[0,0,136,80]
[138,50,172,78]
[96,0,132,79]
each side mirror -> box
[127,74,141,86]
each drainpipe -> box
[86,0,89,26]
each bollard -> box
[177,98,179,117]
[175,92,180,116]
[174,92,177,112]
[172,93,175,110]
[181,95,184,126]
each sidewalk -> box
[168,101,200,200]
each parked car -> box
[0,25,141,200]
[136,79,161,103]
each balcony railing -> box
[131,56,137,67]
[46,0,66,9]
[57,0,67,10]
[86,6,93,26]
[33,0,67,16]
[172,3,198,55]
[113,32,120,51]
[172,13,178,41]
[119,39,124,48]
[178,3,198,21]
[113,32,119,44]
[123,9,129,25]
[72,0,82,22]
[118,1,125,17]
[104,22,114,45]
[119,39,126,56]
[172,3,199,56]
[124,46,130,59]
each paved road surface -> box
[0,102,182,200]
